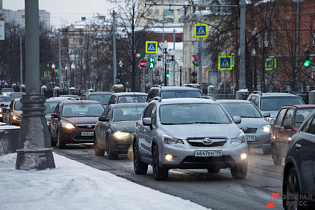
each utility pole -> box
[20,36,23,85]
[295,0,300,92]
[113,10,117,85]
[239,0,246,90]
[173,29,176,86]
[58,29,62,88]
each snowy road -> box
[54,145,284,210]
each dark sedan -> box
[94,103,146,159]
[50,100,105,148]
[282,109,315,209]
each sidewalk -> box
[0,153,209,210]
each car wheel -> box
[57,130,66,149]
[133,140,148,175]
[231,162,247,179]
[207,167,220,173]
[107,138,118,160]
[94,137,105,156]
[272,146,282,165]
[152,144,168,181]
[283,167,301,210]
[262,147,272,154]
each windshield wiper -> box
[240,116,260,118]
[192,122,221,124]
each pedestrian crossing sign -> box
[218,56,232,70]
[145,41,158,54]
[194,24,208,38]
[265,58,276,71]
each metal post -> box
[113,10,117,85]
[239,0,246,89]
[173,29,176,86]
[180,66,182,86]
[295,0,300,92]
[198,39,202,87]
[20,36,23,85]
[58,29,62,88]
[16,0,55,170]
[164,52,167,86]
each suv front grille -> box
[77,124,95,129]
[187,137,227,147]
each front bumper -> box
[60,128,95,144]
[245,132,271,149]
[109,133,133,153]
[159,142,248,169]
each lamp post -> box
[51,63,55,87]
[71,63,75,87]
[163,40,168,86]
[65,65,68,89]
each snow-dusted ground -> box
[0,153,209,210]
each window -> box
[175,37,181,42]
[308,116,315,134]
[151,105,157,125]
[147,9,152,16]
[143,104,154,118]
[283,109,293,127]
[274,109,287,126]
[155,9,159,15]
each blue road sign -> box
[145,41,158,54]
[194,24,208,38]
[218,56,232,70]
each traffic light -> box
[166,70,170,78]
[149,57,155,69]
[192,54,199,66]
[191,71,197,83]
[304,50,311,67]
[135,53,141,58]
[53,68,58,73]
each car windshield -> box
[159,103,231,125]
[89,94,111,105]
[295,108,315,127]
[0,97,12,102]
[44,102,59,114]
[2,88,14,92]
[14,101,22,110]
[117,95,147,103]
[62,103,105,117]
[220,102,262,118]
[260,97,304,111]
[112,106,145,122]
[160,90,202,99]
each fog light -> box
[240,153,247,159]
[165,154,173,161]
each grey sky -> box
[3,0,115,28]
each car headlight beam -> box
[113,131,129,139]
[261,125,271,133]
[61,123,75,129]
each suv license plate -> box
[81,132,94,136]
[246,136,256,142]
[195,150,222,157]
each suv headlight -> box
[266,117,275,125]
[113,131,129,139]
[261,125,271,133]
[163,135,184,145]
[230,133,246,144]
[61,122,75,129]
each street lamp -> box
[163,40,168,86]
[51,63,55,87]
[71,63,75,87]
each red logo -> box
[266,193,280,208]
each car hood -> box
[110,121,137,133]
[261,110,278,118]
[160,123,242,139]
[63,117,99,124]
[237,118,268,128]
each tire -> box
[207,167,220,173]
[94,137,105,156]
[107,138,118,160]
[272,146,282,166]
[133,140,148,175]
[283,167,301,210]
[57,130,66,149]
[262,147,272,154]
[152,145,168,181]
[231,162,247,179]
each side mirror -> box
[263,112,271,117]
[232,116,242,124]
[284,124,292,130]
[98,116,108,122]
[143,117,152,126]
[51,113,58,118]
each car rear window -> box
[160,90,202,99]
[89,94,111,105]
[220,102,262,118]
[260,97,304,111]
[117,95,147,103]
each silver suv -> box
[133,98,248,180]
